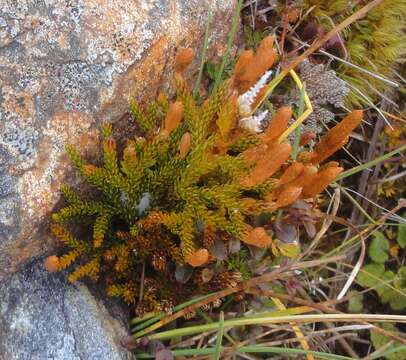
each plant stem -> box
[212,0,243,93]
[337,144,406,180]
[134,345,361,359]
[214,311,224,360]
[131,293,215,332]
[193,5,213,99]
[146,313,406,341]
[292,84,306,159]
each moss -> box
[303,0,406,106]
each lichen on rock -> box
[0,259,132,360]
[0,0,236,279]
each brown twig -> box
[133,256,345,338]
[250,288,406,345]
[278,0,385,77]
[138,261,146,304]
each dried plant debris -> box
[288,59,349,135]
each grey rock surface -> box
[0,0,236,279]
[0,259,133,360]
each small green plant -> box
[397,212,406,248]
[243,25,269,50]
[357,231,406,311]
[45,37,363,316]
[347,290,363,313]
[226,249,252,280]
[370,323,406,360]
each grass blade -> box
[193,5,213,98]
[214,311,225,360]
[337,144,406,180]
[238,346,356,359]
[373,345,406,359]
[212,0,243,92]
[146,313,406,341]
[134,345,357,359]
[291,83,306,159]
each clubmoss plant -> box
[45,36,363,315]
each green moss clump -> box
[303,0,406,106]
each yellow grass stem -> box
[271,297,315,360]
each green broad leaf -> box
[357,263,385,289]
[347,291,363,313]
[376,270,396,303]
[388,292,406,311]
[205,62,217,81]
[368,231,389,263]
[397,213,406,248]
[373,270,406,311]
[371,323,406,360]
[278,242,300,259]
[394,266,406,289]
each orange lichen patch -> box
[302,166,343,198]
[242,142,292,187]
[309,110,363,164]
[2,87,36,123]
[8,110,97,278]
[186,248,209,267]
[179,132,191,158]
[261,106,292,143]
[279,162,304,185]
[162,101,184,136]
[233,36,276,93]
[57,32,69,49]
[243,227,273,247]
[44,255,60,272]
[101,36,169,116]
[174,48,194,74]
[275,186,303,208]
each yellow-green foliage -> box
[304,0,406,106]
[49,39,363,314]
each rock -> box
[0,258,133,360]
[0,0,237,279]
